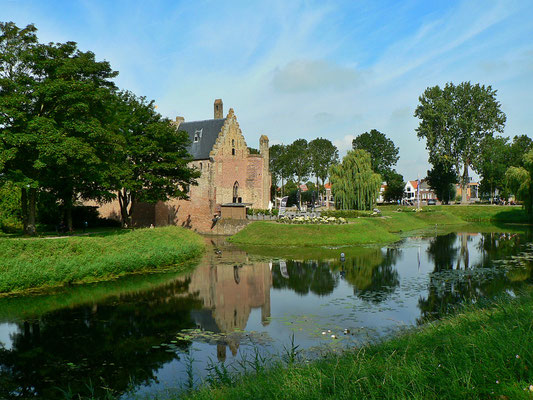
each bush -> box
[247,208,279,216]
[321,210,360,218]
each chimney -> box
[174,116,184,129]
[214,99,223,119]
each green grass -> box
[186,291,533,400]
[0,226,205,295]
[230,206,530,247]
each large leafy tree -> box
[414,82,506,204]
[478,136,511,202]
[329,149,381,210]
[0,22,41,234]
[269,144,291,197]
[309,137,338,199]
[352,129,399,177]
[111,91,199,227]
[286,139,311,208]
[509,135,533,168]
[426,160,458,204]
[505,149,533,216]
[33,41,120,230]
[383,170,404,202]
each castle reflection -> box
[182,238,271,361]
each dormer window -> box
[194,129,203,143]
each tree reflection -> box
[272,260,338,296]
[0,278,203,399]
[418,232,532,323]
[340,247,401,303]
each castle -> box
[94,99,271,233]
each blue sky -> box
[2,0,533,180]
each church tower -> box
[214,99,223,119]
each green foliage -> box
[478,135,511,200]
[415,82,506,203]
[383,170,404,202]
[309,137,339,187]
[246,208,279,216]
[509,135,533,168]
[286,139,311,195]
[112,91,199,227]
[505,149,533,215]
[247,147,259,154]
[0,226,204,294]
[352,129,399,177]
[186,293,533,400]
[0,181,22,232]
[330,149,381,210]
[426,160,458,204]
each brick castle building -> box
[92,99,271,233]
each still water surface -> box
[0,230,531,398]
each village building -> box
[93,99,271,233]
[403,179,437,204]
[456,181,479,202]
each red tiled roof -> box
[324,182,332,189]
[409,180,418,190]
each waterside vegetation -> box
[186,291,533,400]
[230,205,528,247]
[0,226,204,295]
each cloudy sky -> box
[3,0,533,179]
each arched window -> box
[232,139,235,146]
[232,148,236,155]
[233,181,239,203]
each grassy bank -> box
[230,210,464,246]
[0,226,204,295]
[186,291,533,400]
[229,206,529,247]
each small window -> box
[194,134,199,142]
[232,148,236,156]
[232,139,235,146]
[200,162,203,170]
[194,129,203,143]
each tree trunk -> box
[490,184,493,205]
[21,187,28,233]
[461,162,469,204]
[64,196,73,232]
[118,189,130,228]
[26,188,36,235]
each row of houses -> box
[316,179,480,207]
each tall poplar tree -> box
[414,82,506,204]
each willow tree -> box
[329,149,381,210]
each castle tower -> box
[259,135,271,208]
[214,99,223,119]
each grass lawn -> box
[0,226,205,295]
[229,205,530,247]
[186,291,533,400]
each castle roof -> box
[178,118,226,160]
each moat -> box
[0,229,532,399]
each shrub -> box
[321,210,360,218]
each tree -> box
[0,22,40,234]
[505,149,533,215]
[309,137,338,199]
[478,136,511,202]
[509,135,533,168]
[414,82,506,204]
[286,139,311,208]
[329,149,381,210]
[269,144,290,197]
[112,91,200,227]
[352,129,399,177]
[31,40,120,230]
[426,160,458,204]
[383,170,404,202]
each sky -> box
[2,0,533,180]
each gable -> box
[178,118,226,160]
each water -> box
[0,230,531,398]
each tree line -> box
[269,130,404,210]
[0,22,198,234]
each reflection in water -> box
[418,232,533,322]
[0,231,531,399]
